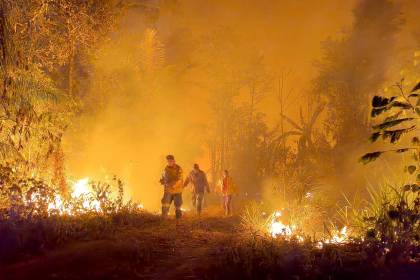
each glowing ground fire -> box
[269,211,293,238]
[46,178,111,215]
[268,210,348,246]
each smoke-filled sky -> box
[62,0,419,209]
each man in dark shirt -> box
[184,163,210,215]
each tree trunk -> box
[52,144,69,196]
[0,2,8,98]
[67,44,74,96]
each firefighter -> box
[159,155,184,219]
[219,170,236,216]
[184,163,210,215]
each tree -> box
[280,103,325,163]
[0,0,73,175]
[195,27,243,185]
[48,0,123,97]
[315,0,401,149]
[361,79,420,184]
[310,0,402,193]
[0,0,123,183]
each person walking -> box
[184,163,210,215]
[219,170,236,216]
[159,155,184,219]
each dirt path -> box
[1,215,240,280]
[141,217,238,279]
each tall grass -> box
[339,181,420,244]
[240,202,273,236]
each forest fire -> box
[2,0,420,279]
[325,226,348,244]
[267,210,348,246]
[71,178,90,198]
[46,178,102,215]
[269,210,293,238]
[269,220,293,238]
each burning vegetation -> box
[1,0,420,279]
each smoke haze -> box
[61,0,420,210]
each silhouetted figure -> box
[159,155,184,219]
[219,170,236,216]
[184,163,210,215]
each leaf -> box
[412,137,420,146]
[388,209,400,220]
[280,113,303,131]
[411,81,420,92]
[373,118,414,130]
[383,129,404,143]
[396,148,409,153]
[416,108,420,116]
[417,174,420,182]
[360,152,383,164]
[408,165,417,174]
[384,111,402,122]
[371,107,388,117]
[409,93,419,98]
[369,132,381,143]
[391,101,412,109]
[411,184,420,192]
[372,96,395,107]
[382,126,415,143]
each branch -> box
[394,80,416,112]
[280,114,303,131]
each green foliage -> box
[361,79,420,183]
[0,0,123,177]
[360,152,383,164]
[240,202,273,236]
[0,211,158,262]
[372,118,414,130]
[408,165,417,174]
[341,181,420,245]
[364,184,420,244]
[357,79,420,249]
[411,81,420,93]
[372,95,395,108]
[0,163,139,220]
[205,233,420,280]
[0,163,151,262]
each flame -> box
[268,210,348,246]
[45,178,113,215]
[325,226,348,244]
[315,226,348,249]
[270,220,292,237]
[315,241,324,249]
[269,210,294,238]
[71,178,90,198]
[47,195,66,214]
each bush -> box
[0,163,154,263]
[205,235,420,280]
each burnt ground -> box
[0,213,240,280]
[3,211,420,280]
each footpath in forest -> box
[0,214,240,280]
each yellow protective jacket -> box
[160,164,184,194]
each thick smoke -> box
[62,0,420,211]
